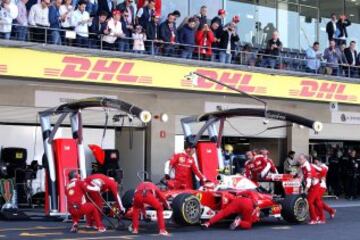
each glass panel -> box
[300,5,319,51]
[256,0,277,45]
[278,2,300,49]
[345,0,360,46]
[189,0,222,19]
[226,0,257,45]
[161,0,189,25]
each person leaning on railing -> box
[59,0,74,45]
[159,12,177,57]
[102,9,126,51]
[305,41,322,74]
[89,10,107,49]
[15,0,28,41]
[323,39,343,76]
[195,23,215,61]
[48,0,62,45]
[145,13,160,55]
[0,0,18,40]
[71,0,92,48]
[28,0,50,43]
[177,17,196,59]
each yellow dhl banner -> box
[1,47,359,105]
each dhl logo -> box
[0,64,8,74]
[181,69,267,94]
[289,80,357,102]
[43,56,153,84]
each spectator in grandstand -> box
[132,24,146,54]
[262,30,283,69]
[15,0,28,41]
[136,0,155,30]
[145,13,160,54]
[326,13,338,42]
[336,15,351,46]
[323,39,343,76]
[339,42,349,76]
[225,15,240,35]
[71,0,91,47]
[178,17,196,59]
[103,9,126,51]
[305,41,322,74]
[89,10,107,48]
[159,13,177,57]
[210,21,220,62]
[211,9,226,36]
[0,0,18,40]
[28,0,50,43]
[240,44,257,66]
[97,0,115,17]
[195,5,207,30]
[344,41,358,78]
[218,22,239,64]
[48,0,62,45]
[195,23,214,61]
[120,9,133,51]
[116,0,135,25]
[59,0,73,45]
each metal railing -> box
[2,23,360,79]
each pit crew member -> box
[165,142,207,189]
[85,173,125,214]
[244,151,274,183]
[201,192,260,230]
[297,154,323,224]
[129,180,170,236]
[65,170,106,233]
[313,159,336,221]
[260,148,278,174]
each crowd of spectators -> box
[0,0,359,78]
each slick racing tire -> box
[172,193,201,225]
[281,195,309,223]
[122,189,135,210]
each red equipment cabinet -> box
[45,139,79,215]
[196,142,219,183]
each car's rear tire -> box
[172,193,201,225]
[122,189,135,210]
[281,195,308,223]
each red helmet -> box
[218,9,226,15]
[88,144,105,165]
[232,15,240,23]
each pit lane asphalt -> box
[1,199,359,240]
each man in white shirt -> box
[102,9,125,50]
[71,0,92,47]
[0,0,18,39]
[28,0,50,43]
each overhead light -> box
[154,113,169,122]
[139,111,152,123]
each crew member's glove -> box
[165,174,170,180]
[120,206,126,214]
[70,223,79,233]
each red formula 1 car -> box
[122,108,323,226]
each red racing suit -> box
[301,161,322,222]
[85,174,124,212]
[167,152,206,190]
[65,178,104,229]
[207,192,260,229]
[132,182,168,232]
[244,155,275,183]
[313,163,335,220]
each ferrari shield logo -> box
[68,189,75,196]
[179,157,185,163]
